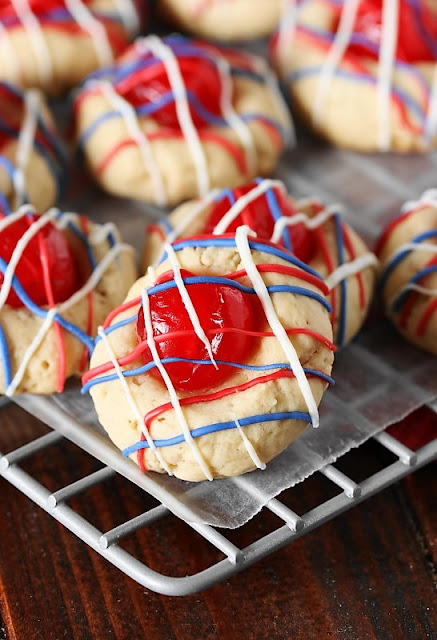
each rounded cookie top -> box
[74,35,293,206]
[158,0,285,42]
[271,0,437,152]
[377,189,437,356]
[0,204,137,395]
[143,178,378,346]
[0,0,146,95]
[0,82,66,211]
[84,230,335,482]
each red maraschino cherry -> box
[137,269,260,392]
[0,214,79,308]
[348,0,437,63]
[118,54,222,129]
[203,182,312,262]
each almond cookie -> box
[74,35,293,206]
[0,204,136,395]
[83,230,335,481]
[377,189,437,355]
[271,0,437,152]
[143,179,378,346]
[0,0,146,95]
[158,0,285,42]
[0,82,66,211]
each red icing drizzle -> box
[136,269,262,392]
[0,214,79,309]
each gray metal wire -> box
[0,395,435,596]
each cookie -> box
[0,0,145,95]
[83,230,335,481]
[158,0,285,42]
[143,178,378,346]
[377,189,437,356]
[0,82,66,212]
[74,35,293,206]
[271,0,437,152]
[0,204,137,395]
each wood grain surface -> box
[0,402,436,640]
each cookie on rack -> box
[74,35,293,207]
[158,0,285,42]
[0,0,146,96]
[83,230,335,481]
[271,0,437,152]
[377,189,437,356]
[0,82,66,212]
[0,204,137,395]
[143,179,378,346]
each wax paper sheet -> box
[43,130,437,529]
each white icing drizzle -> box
[64,0,113,67]
[0,208,59,312]
[213,179,286,235]
[249,53,295,147]
[1,206,133,394]
[235,418,266,470]
[276,0,300,78]
[140,283,213,480]
[112,0,140,38]
[313,0,359,126]
[6,308,57,396]
[167,189,221,244]
[401,189,437,213]
[234,225,320,428]
[139,36,210,197]
[98,80,167,207]
[213,53,257,175]
[271,201,343,243]
[325,253,378,290]
[97,326,172,475]
[164,242,218,370]
[14,90,39,205]
[389,241,437,264]
[392,282,437,302]
[11,0,53,86]
[425,64,437,143]
[0,23,21,82]
[377,0,399,151]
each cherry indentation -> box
[118,55,222,129]
[136,269,261,392]
[344,0,437,63]
[0,214,79,308]
[204,182,312,262]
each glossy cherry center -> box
[0,214,80,308]
[137,269,260,392]
[345,0,437,63]
[117,55,222,129]
[204,182,312,262]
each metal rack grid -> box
[1,394,436,596]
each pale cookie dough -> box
[142,178,378,346]
[377,189,437,356]
[0,82,66,212]
[271,0,437,152]
[158,0,285,42]
[84,231,335,482]
[0,0,145,95]
[0,206,137,395]
[74,35,293,207]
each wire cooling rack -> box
[0,394,436,596]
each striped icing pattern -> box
[83,234,334,479]
[0,82,66,206]
[75,35,292,205]
[0,205,132,394]
[274,0,437,148]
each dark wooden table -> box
[0,401,436,640]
